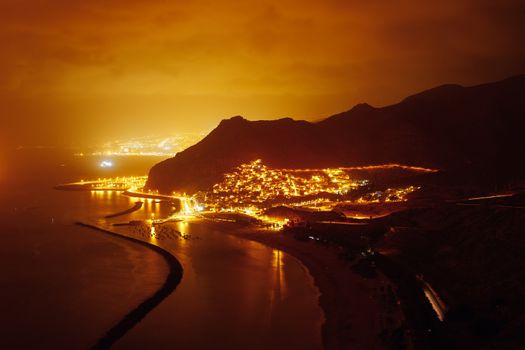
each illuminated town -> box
[58,160,422,227]
[75,133,207,157]
[202,160,421,222]
[206,159,369,209]
[356,186,420,204]
[55,176,148,191]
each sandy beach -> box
[82,214,324,349]
[80,198,402,350]
[204,222,405,350]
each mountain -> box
[146,75,525,194]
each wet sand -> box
[99,210,397,349]
[213,223,397,350]
[80,196,394,349]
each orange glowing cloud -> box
[1,0,524,147]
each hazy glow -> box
[80,133,206,157]
[1,0,525,148]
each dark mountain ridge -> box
[146,75,525,194]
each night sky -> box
[1,0,524,147]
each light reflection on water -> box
[1,149,323,350]
[272,249,287,301]
[266,249,287,327]
[0,152,170,349]
[102,195,323,350]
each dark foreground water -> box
[0,149,323,349]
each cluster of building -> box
[356,186,421,203]
[206,159,368,210]
[70,160,422,228]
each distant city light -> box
[74,133,207,157]
[100,160,114,168]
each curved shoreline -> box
[208,223,390,350]
[76,222,183,350]
[78,218,381,349]
[226,229,337,349]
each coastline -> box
[77,215,395,349]
[76,222,184,350]
[205,221,399,350]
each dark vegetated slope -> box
[377,203,525,349]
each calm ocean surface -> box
[0,149,323,349]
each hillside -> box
[374,201,525,349]
[146,75,525,194]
